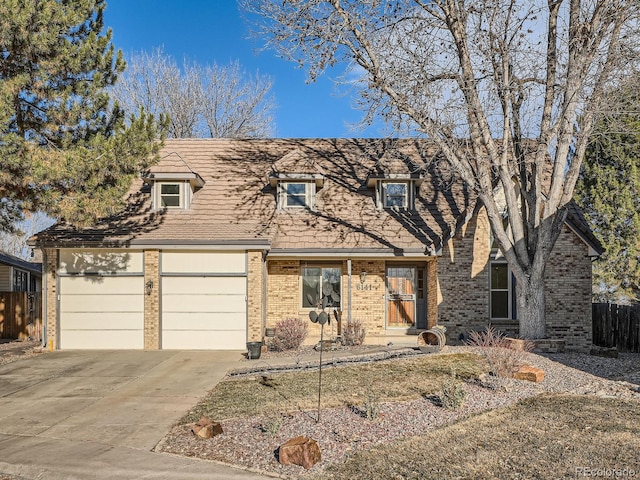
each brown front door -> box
[386,266,416,328]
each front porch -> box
[263,257,439,345]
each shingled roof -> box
[37,139,472,254]
[36,138,601,256]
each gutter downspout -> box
[41,248,47,349]
[347,259,352,324]
[262,250,268,340]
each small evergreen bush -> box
[439,368,466,410]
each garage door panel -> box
[162,251,246,274]
[60,276,143,295]
[162,294,246,313]
[161,276,246,294]
[61,313,143,331]
[61,294,143,313]
[60,330,144,350]
[59,250,143,275]
[162,330,245,350]
[162,312,245,331]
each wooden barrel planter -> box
[417,327,447,353]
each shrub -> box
[258,411,283,437]
[439,368,466,410]
[466,326,533,378]
[270,317,308,351]
[362,380,380,420]
[342,319,366,346]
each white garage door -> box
[161,251,247,350]
[59,276,144,349]
[58,249,144,350]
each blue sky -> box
[104,1,381,138]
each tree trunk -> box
[516,275,546,340]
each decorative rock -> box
[191,416,223,439]
[514,365,545,383]
[278,436,321,469]
[532,339,565,353]
[504,337,527,351]
[590,346,618,358]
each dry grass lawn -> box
[181,353,485,422]
[312,394,640,480]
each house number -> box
[356,284,372,291]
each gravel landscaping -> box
[157,347,640,478]
[2,339,638,478]
[0,339,43,366]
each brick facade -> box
[44,248,57,350]
[264,257,439,344]
[247,250,264,342]
[438,208,593,351]
[144,250,160,350]
[544,225,593,350]
[42,213,593,351]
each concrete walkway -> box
[0,350,267,479]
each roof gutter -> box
[267,247,434,258]
[32,239,272,251]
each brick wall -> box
[267,259,390,342]
[247,250,264,341]
[437,211,491,344]
[438,208,593,350]
[266,258,438,343]
[44,248,57,349]
[544,225,593,351]
[349,259,386,338]
[144,250,160,350]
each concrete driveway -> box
[0,350,267,479]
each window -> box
[301,266,341,308]
[160,183,182,208]
[378,181,413,209]
[280,182,313,209]
[13,269,28,292]
[490,262,514,319]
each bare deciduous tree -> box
[0,212,55,260]
[242,0,640,338]
[112,48,276,138]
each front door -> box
[386,266,416,328]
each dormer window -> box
[383,182,409,208]
[279,182,315,209]
[366,174,422,210]
[143,170,205,211]
[160,183,182,208]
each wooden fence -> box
[592,303,640,353]
[0,292,43,341]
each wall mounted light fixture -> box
[359,271,367,284]
[145,280,153,295]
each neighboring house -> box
[0,251,42,293]
[34,139,603,351]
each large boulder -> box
[278,436,321,469]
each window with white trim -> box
[279,182,314,209]
[160,183,181,207]
[378,181,414,209]
[153,182,190,209]
[301,265,341,309]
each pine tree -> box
[577,80,640,304]
[0,0,163,230]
